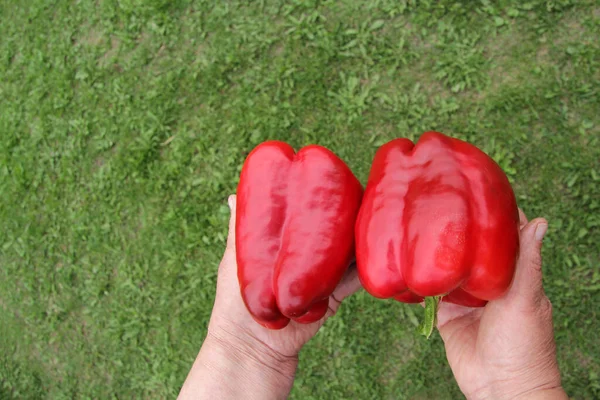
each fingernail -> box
[535,223,548,241]
[227,195,233,210]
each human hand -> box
[437,210,568,400]
[179,195,361,399]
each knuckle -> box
[330,294,342,307]
[530,253,543,271]
[540,295,553,316]
[326,304,338,318]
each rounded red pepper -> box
[355,132,520,334]
[236,141,363,329]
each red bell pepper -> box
[236,141,363,329]
[355,131,520,336]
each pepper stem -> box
[418,296,442,339]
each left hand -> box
[179,195,361,399]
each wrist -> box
[514,387,569,400]
[180,325,298,400]
[473,385,568,400]
[204,327,299,382]
[201,334,297,399]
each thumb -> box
[218,194,237,276]
[503,218,548,308]
[225,195,237,253]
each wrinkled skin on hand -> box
[437,210,567,400]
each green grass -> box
[1,0,599,398]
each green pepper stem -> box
[418,296,442,339]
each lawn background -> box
[1,0,599,398]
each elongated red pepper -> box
[236,141,363,329]
[355,132,519,336]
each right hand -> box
[437,210,568,400]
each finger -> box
[437,302,481,328]
[518,208,528,229]
[218,195,237,277]
[326,264,362,317]
[437,305,482,346]
[504,218,548,308]
[331,263,362,303]
[213,195,240,312]
[225,195,237,253]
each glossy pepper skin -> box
[355,131,520,307]
[236,141,363,329]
